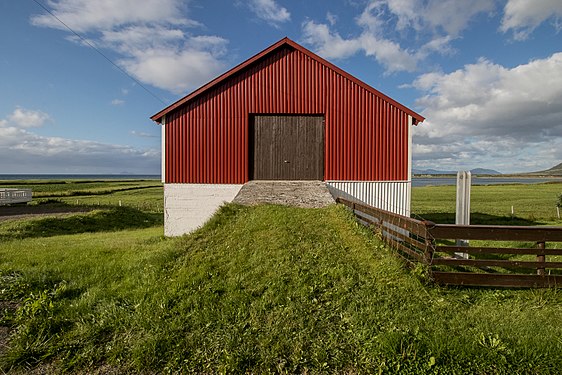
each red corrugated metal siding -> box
[164,46,410,184]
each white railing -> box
[0,188,32,205]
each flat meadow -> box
[0,179,561,374]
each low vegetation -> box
[2,179,163,210]
[412,182,562,225]
[0,180,561,373]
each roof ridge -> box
[151,37,424,123]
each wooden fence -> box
[336,197,562,288]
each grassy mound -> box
[1,204,562,373]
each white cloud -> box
[358,33,418,73]
[0,109,159,174]
[111,99,125,106]
[501,0,562,40]
[326,12,337,26]
[302,0,494,73]
[0,107,51,129]
[130,130,158,138]
[31,0,228,94]
[248,0,291,25]
[119,45,227,94]
[374,0,495,36]
[411,53,562,173]
[30,0,193,33]
[302,20,417,72]
[301,20,361,60]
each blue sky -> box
[1,0,561,174]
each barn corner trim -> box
[150,37,425,125]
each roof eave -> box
[151,37,293,123]
[151,37,425,124]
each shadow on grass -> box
[418,212,540,226]
[0,200,87,216]
[0,206,162,240]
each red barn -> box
[151,37,424,236]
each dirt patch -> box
[233,181,335,208]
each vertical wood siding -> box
[165,46,410,183]
[326,181,411,217]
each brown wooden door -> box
[251,115,324,180]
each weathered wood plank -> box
[430,224,562,242]
[337,197,430,237]
[437,246,562,256]
[432,272,562,288]
[357,212,430,252]
[431,258,562,269]
[386,237,425,263]
[252,115,324,180]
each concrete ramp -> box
[233,181,335,208]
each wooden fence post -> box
[537,241,546,276]
[424,221,436,265]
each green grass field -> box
[2,179,163,210]
[412,182,562,225]
[1,180,561,373]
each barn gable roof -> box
[151,37,424,124]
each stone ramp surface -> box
[232,181,335,208]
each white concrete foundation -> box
[326,181,411,217]
[164,183,243,236]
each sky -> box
[1,0,561,175]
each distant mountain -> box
[413,168,455,175]
[470,168,502,175]
[413,168,502,175]
[525,162,562,176]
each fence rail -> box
[336,197,562,288]
[0,189,32,205]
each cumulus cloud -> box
[302,0,494,73]
[248,0,291,25]
[374,0,495,36]
[0,108,159,174]
[301,20,362,60]
[30,0,193,33]
[501,0,562,40]
[302,20,418,73]
[411,53,562,173]
[0,107,51,128]
[31,0,227,94]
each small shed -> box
[0,188,32,205]
[151,37,424,236]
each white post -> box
[455,171,471,258]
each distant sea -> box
[412,176,562,187]
[0,174,160,181]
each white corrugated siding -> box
[326,181,411,217]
